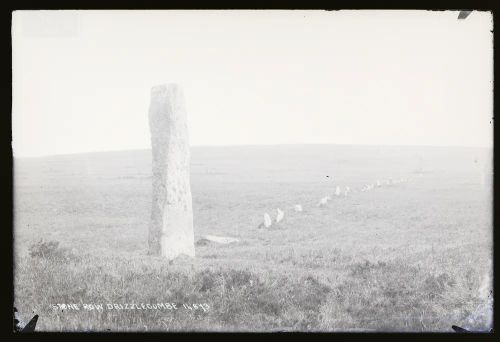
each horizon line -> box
[12,142,493,159]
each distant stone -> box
[276,208,284,223]
[264,213,272,228]
[294,204,303,212]
[318,196,331,207]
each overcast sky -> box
[12,10,493,157]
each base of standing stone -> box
[159,204,195,259]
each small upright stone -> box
[264,213,272,228]
[276,208,284,223]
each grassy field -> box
[13,144,493,332]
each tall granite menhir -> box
[148,84,195,259]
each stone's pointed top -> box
[151,83,182,95]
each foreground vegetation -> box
[15,237,491,332]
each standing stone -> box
[263,213,272,228]
[148,84,195,259]
[276,208,284,223]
